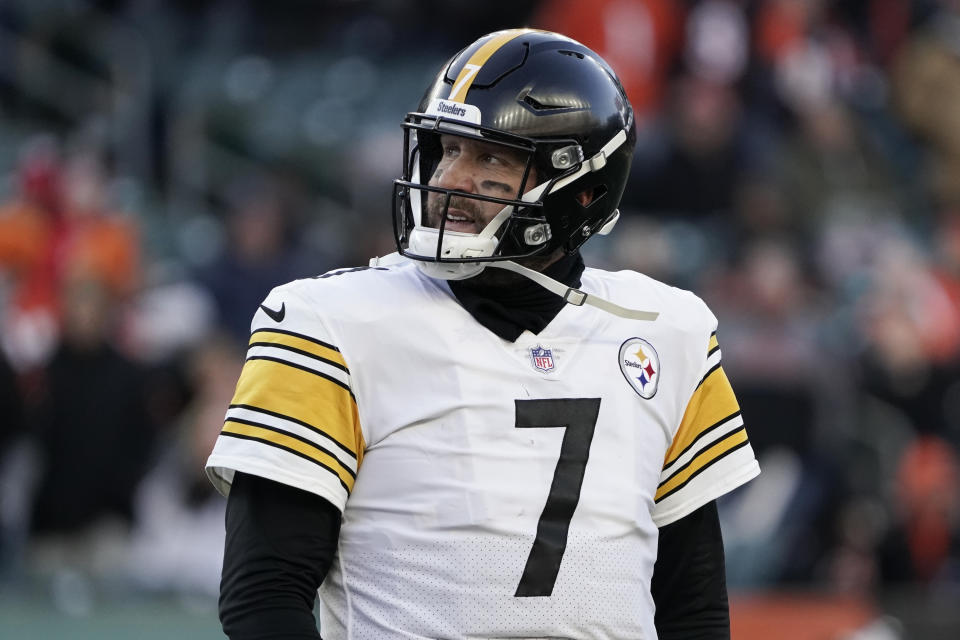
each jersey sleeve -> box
[651,327,760,527]
[205,284,364,512]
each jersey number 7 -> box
[513,398,601,597]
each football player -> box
[209,29,760,639]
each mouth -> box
[440,207,478,233]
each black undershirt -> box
[219,255,730,639]
[220,473,339,640]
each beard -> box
[424,193,487,230]
[418,187,564,281]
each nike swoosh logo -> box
[259,302,285,322]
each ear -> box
[576,187,595,207]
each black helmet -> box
[393,28,636,280]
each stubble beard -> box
[423,193,564,285]
[424,194,486,232]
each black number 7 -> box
[514,398,601,597]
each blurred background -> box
[0,0,958,638]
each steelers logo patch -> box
[619,337,661,399]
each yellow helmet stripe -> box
[447,28,537,103]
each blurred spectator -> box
[0,140,140,370]
[197,174,319,344]
[777,99,902,240]
[879,435,960,584]
[706,238,825,454]
[28,272,153,539]
[729,173,798,250]
[892,4,960,206]
[0,136,59,280]
[685,0,750,85]
[57,149,140,301]
[754,0,823,66]
[856,235,960,443]
[705,238,842,587]
[0,135,63,369]
[625,75,749,220]
[127,334,242,597]
[533,0,685,127]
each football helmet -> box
[392,28,636,281]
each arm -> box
[651,500,730,640]
[220,472,342,640]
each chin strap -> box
[485,260,659,321]
[370,252,659,321]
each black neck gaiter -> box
[448,252,585,342]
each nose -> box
[432,156,476,193]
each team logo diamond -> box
[530,345,555,372]
[619,337,661,399]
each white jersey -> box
[206,262,759,640]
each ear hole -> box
[577,185,607,207]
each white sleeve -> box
[205,283,364,512]
[651,322,760,527]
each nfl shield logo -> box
[530,345,555,372]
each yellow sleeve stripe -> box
[250,328,347,370]
[223,416,356,479]
[229,403,358,460]
[655,429,750,502]
[707,333,719,356]
[231,358,364,464]
[448,29,538,102]
[661,409,741,477]
[664,365,739,466]
[246,355,352,397]
[222,420,356,492]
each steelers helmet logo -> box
[619,337,661,399]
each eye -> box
[442,143,460,158]
[481,153,507,167]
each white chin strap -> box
[486,260,659,321]
[370,252,658,322]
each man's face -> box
[424,134,535,235]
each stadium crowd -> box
[0,0,957,630]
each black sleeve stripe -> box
[659,426,746,489]
[696,361,722,391]
[248,341,349,374]
[228,403,357,460]
[250,327,341,353]
[654,439,752,504]
[219,431,351,493]
[661,410,742,477]
[224,416,357,480]
[710,330,717,338]
[245,355,355,400]
[707,344,720,358]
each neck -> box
[448,251,584,342]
